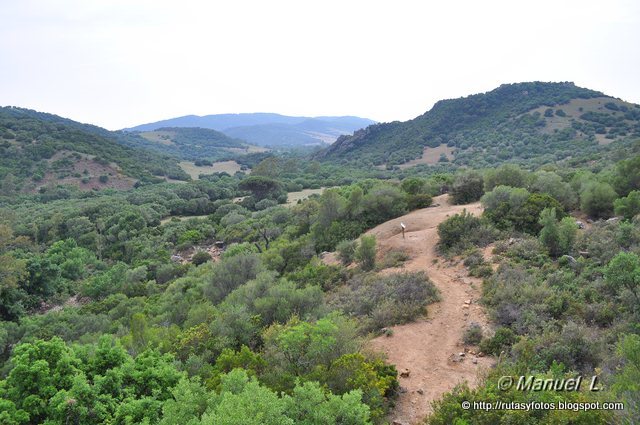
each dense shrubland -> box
[318,82,640,171]
[3,103,640,423]
[0,107,189,187]
[0,169,455,424]
[430,160,640,424]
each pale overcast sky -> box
[1,0,639,130]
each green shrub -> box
[580,181,617,219]
[463,322,483,345]
[479,327,518,355]
[483,187,565,234]
[329,272,439,332]
[530,170,577,210]
[355,235,376,271]
[192,251,212,266]
[451,171,484,204]
[605,251,640,305]
[538,208,577,257]
[437,210,481,251]
[202,253,264,303]
[614,190,640,219]
[379,250,410,269]
[427,366,612,425]
[484,164,529,191]
[336,239,358,265]
[462,249,492,277]
[406,193,433,210]
[612,156,640,196]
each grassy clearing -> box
[159,214,210,225]
[398,144,455,169]
[286,187,328,204]
[179,160,246,179]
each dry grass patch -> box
[398,144,454,169]
[179,160,246,179]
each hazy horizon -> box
[1,0,639,130]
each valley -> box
[1,82,639,425]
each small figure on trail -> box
[401,222,406,239]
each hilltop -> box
[125,113,375,147]
[316,82,640,169]
[0,106,189,194]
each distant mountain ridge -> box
[124,113,376,147]
[316,82,640,169]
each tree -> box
[315,190,346,230]
[483,191,566,234]
[0,173,18,196]
[3,337,80,423]
[345,186,364,218]
[361,186,407,225]
[283,380,371,425]
[614,190,640,220]
[160,377,212,425]
[484,164,528,191]
[251,157,282,179]
[401,177,426,195]
[336,239,358,265]
[355,235,376,271]
[612,155,640,196]
[538,208,576,257]
[530,171,577,210]
[261,313,361,388]
[0,225,27,317]
[203,253,264,303]
[605,252,640,306]
[238,176,286,203]
[406,193,433,210]
[580,181,617,219]
[451,171,484,204]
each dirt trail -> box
[367,194,495,424]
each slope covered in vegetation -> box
[0,107,189,193]
[318,82,640,169]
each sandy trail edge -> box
[366,194,495,425]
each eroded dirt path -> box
[367,195,495,424]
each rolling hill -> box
[0,106,190,193]
[118,127,265,162]
[316,82,640,169]
[124,113,375,147]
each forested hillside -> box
[318,82,640,169]
[0,107,189,193]
[120,127,261,162]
